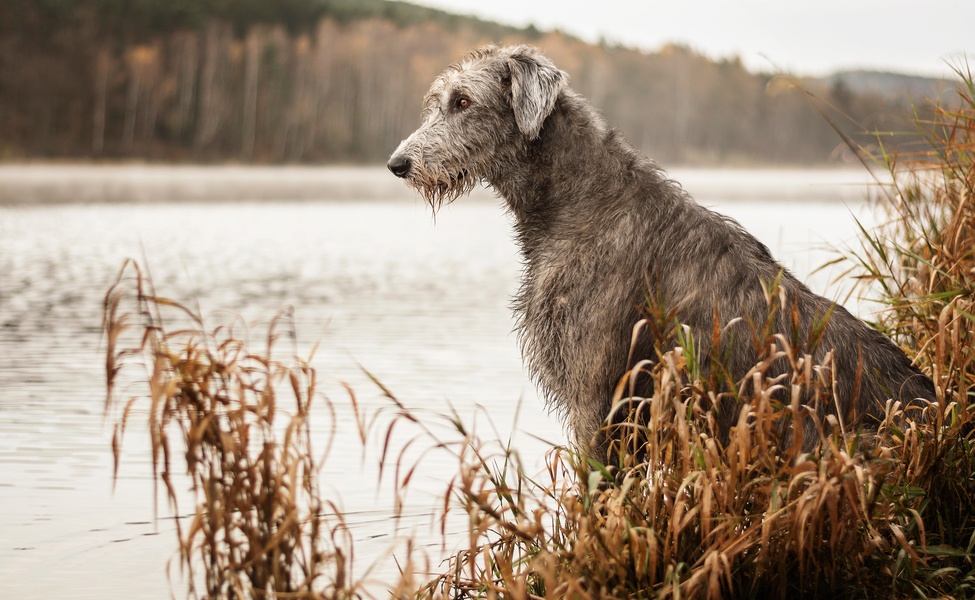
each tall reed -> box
[103,260,372,599]
[406,301,952,598]
[842,59,975,583]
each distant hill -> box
[824,70,952,102]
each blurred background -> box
[1,0,967,166]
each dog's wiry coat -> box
[388,45,936,456]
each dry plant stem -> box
[103,260,367,599]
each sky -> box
[412,0,972,78]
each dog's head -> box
[387,45,567,210]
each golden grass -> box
[406,317,970,598]
[104,260,374,598]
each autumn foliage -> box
[2,0,941,165]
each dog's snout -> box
[387,154,412,178]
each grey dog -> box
[387,44,936,458]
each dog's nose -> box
[387,154,411,178]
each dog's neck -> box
[489,90,676,253]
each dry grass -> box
[103,65,975,599]
[407,306,970,599]
[103,260,378,599]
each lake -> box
[0,164,885,597]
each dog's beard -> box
[409,164,476,213]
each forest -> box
[0,0,950,164]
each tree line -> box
[0,0,943,164]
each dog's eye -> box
[454,97,471,111]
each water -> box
[0,165,882,597]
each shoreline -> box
[0,163,425,205]
[0,163,878,206]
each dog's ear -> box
[505,47,567,140]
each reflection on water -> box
[0,165,879,597]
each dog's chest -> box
[513,237,643,412]
[517,237,636,349]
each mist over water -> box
[0,165,880,597]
